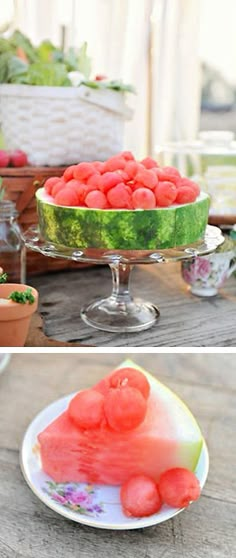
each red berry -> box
[132,188,156,209]
[51,179,66,197]
[104,386,147,432]
[109,367,150,399]
[68,389,105,429]
[85,190,107,209]
[10,149,28,167]
[103,156,126,173]
[159,468,201,508]
[44,176,61,195]
[120,475,162,517]
[135,169,158,190]
[63,165,78,182]
[55,188,79,206]
[107,183,133,208]
[95,74,107,81]
[140,157,158,169]
[155,181,177,207]
[100,172,122,193]
[0,149,10,167]
[73,162,95,181]
[175,186,197,204]
[176,177,200,197]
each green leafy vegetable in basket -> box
[0,30,134,92]
[26,62,71,86]
[8,287,35,304]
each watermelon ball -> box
[93,160,105,173]
[107,183,133,209]
[155,181,177,207]
[51,179,66,198]
[176,177,200,197]
[65,179,87,205]
[68,389,105,429]
[175,186,197,205]
[104,386,147,432]
[132,188,156,209]
[109,367,150,400]
[55,188,79,206]
[135,169,158,190]
[100,172,123,194]
[103,156,126,173]
[63,165,78,182]
[154,166,181,184]
[85,190,107,209]
[116,169,129,182]
[44,176,61,195]
[73,162,96,181]
[140,157,158,169]
[119,150,135,161]
[120,475,162,517]
[87,173,103,189]
[159,468,201,508]
[125,161,140,179]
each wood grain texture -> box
[0,353,235,557]
[29,262,236,346]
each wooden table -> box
[28,262,236,346]
[0,353,235,558]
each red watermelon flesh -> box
[38,361,203,485]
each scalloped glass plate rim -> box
[23,224,224,264]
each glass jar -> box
[0,200,26,283]
[156,131,236,216]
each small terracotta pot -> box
[0,284,38,347]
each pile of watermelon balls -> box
[69,367,201,518]
[44,152,200,210]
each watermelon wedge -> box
[38,360,203,485]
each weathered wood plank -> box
[29,263,236,346]
[0,354,235,557]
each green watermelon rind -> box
[36,189,210,250]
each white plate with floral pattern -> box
[20,393,209,530]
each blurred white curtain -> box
[13,0,201,157]
[151,0,201,151]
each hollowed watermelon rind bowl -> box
[36,189,210,251]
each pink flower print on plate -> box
[43,481,104,517]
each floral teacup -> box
[181,250,236,296]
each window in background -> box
[199,0,236,133]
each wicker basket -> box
[0,166,89,276]
[0,84,132,166]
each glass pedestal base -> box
[23,225,225,333]
[81,296,160,333]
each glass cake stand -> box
[24,225,224,333]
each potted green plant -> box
[0,31,134,166]
[0,272,38,346]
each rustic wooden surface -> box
[28,262,236,346]
[0,353,235,557]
